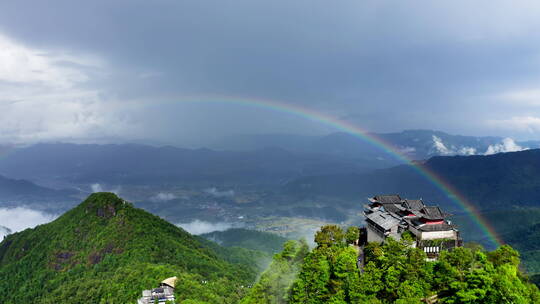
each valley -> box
[2,137,540,302]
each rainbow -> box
[167,96,503,247]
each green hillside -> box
[450,207,540,277]
[0,193,261,304]
[201,228,289,255]
[244,225,540,304]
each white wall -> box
[366,224,385,243]
[420,230,457,240]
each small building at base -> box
[137,276,178,304]
[363,194,462,259]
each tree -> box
[241,240,309,304]
[289,251,331,304]
[487,245,520,268]
[315,225,345,248]
[345,227,359,245]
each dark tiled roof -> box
[366,210,401,230]
[374,194,402,205]
[421,206,445,220]
[382,203,404,214]
[404,199,425,211]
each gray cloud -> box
[2,1,540,144]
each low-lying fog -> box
[177,219,243,235]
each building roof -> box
[161,276,178,289]
[374,194,402,205]
[366,210,401,231]
[405,218,455,231]
[403,199,425,211]
[381,203,404,214]
[417,223,456,232]
[420,206,445,220]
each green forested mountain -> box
[0,193,262,304]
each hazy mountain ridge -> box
[285,148,540,211]
[0,174,78,203]
[0,129,534,189]
[215,130,537,160]
[0,143,375,186]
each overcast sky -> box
[2,1,540,146]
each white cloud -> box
[0,225,12,240]
[91,183,103,192]
[484,137,527,155]
[458,146,477,155]
[204,187,235,198]
[177,220,240,235]
[0,207,56,233]
[431,135,478,156]
[90,183,121,195]
[150,192,177,202]
[432,135,452,155]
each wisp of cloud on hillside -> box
[177,220,242,235]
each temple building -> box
[137,276,178,304]
[363,194,462,259]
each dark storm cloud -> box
[1,1,540,144]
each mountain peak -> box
[81,192,130,219]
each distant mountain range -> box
[1,130,537,189]
[214,129,539,160]
[284,148,540,211]
[0,143,380,186]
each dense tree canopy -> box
[286,225,540,304]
